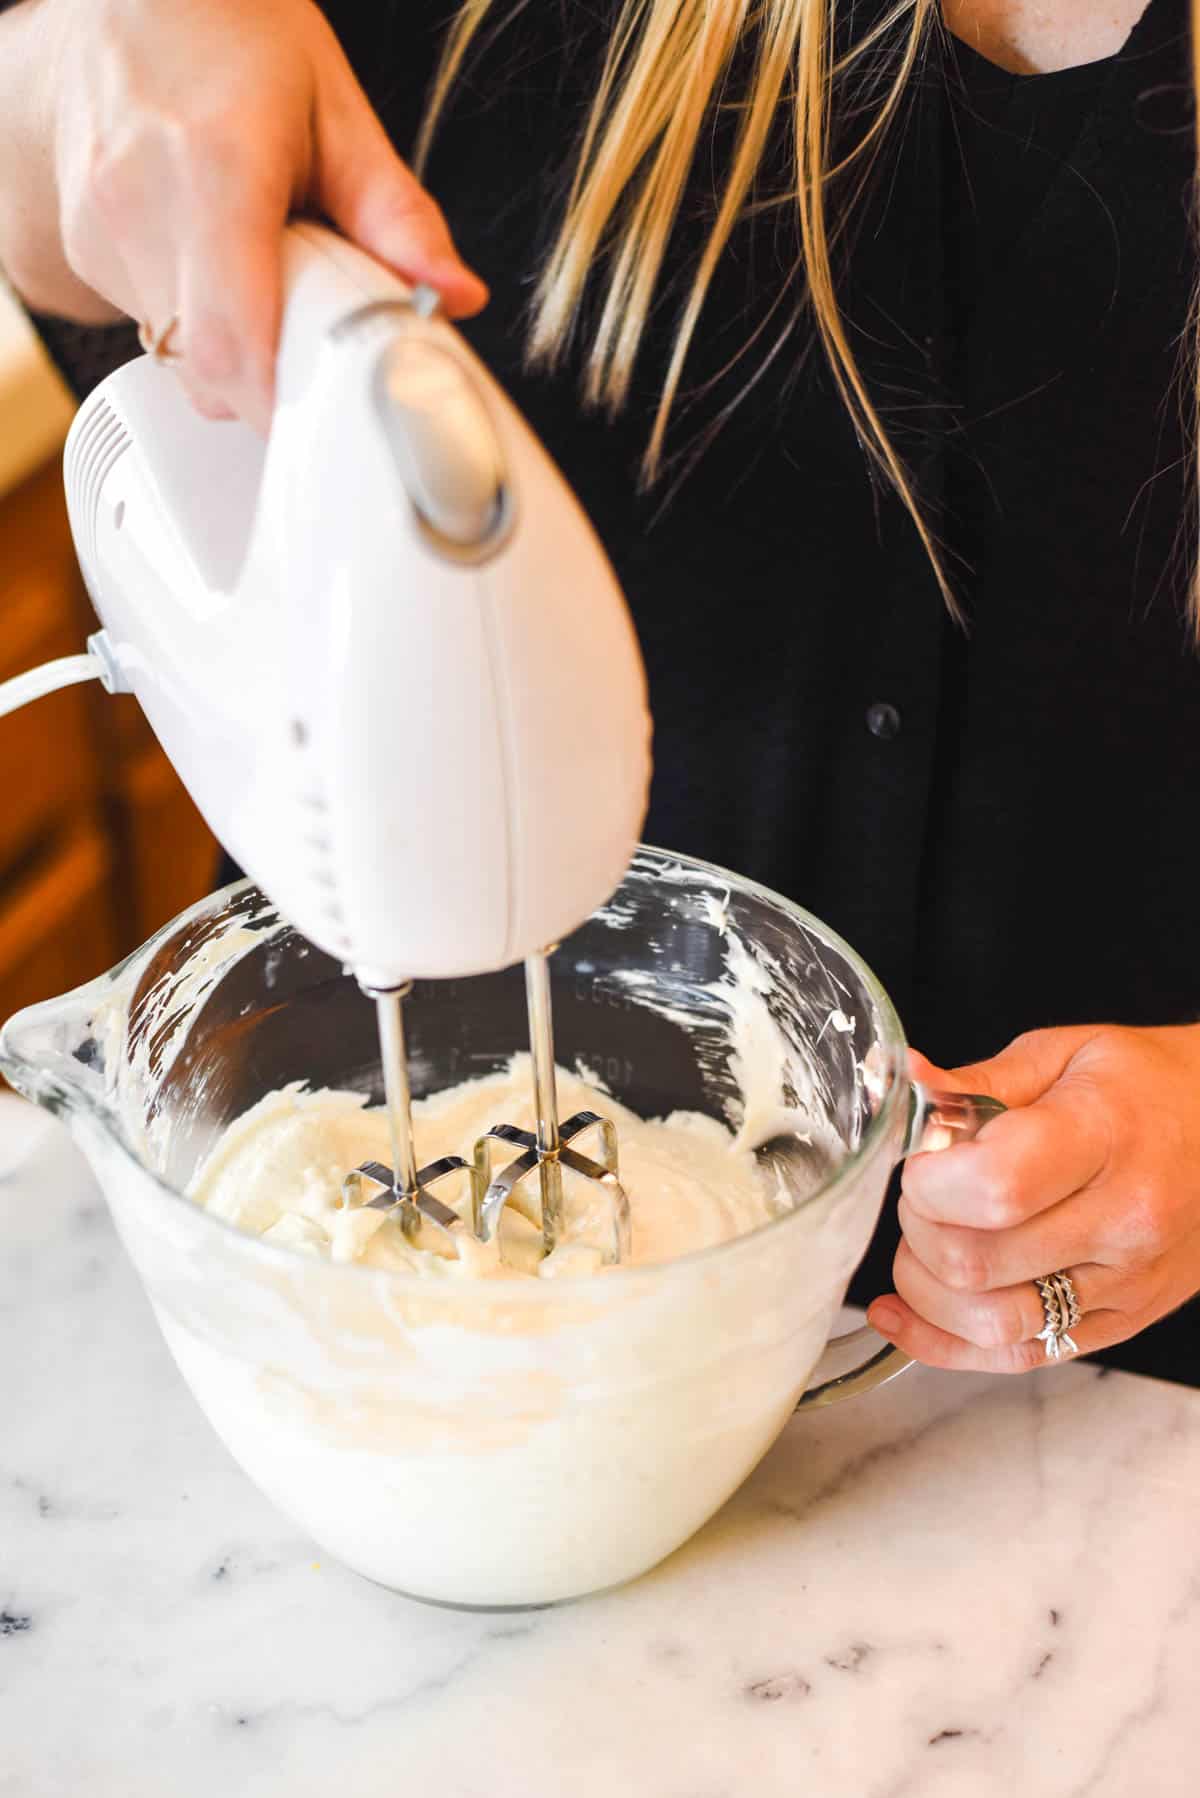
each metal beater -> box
[343,951,631,1265]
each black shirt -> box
[31,0,1200,1379]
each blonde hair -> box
[420,1,1199,630]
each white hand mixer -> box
[2,222,652,1262]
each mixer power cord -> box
[0,631,127,721]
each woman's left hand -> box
[865,1025,1200,1372]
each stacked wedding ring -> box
[1034,1270,1081,1360]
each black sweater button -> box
[866,702,902,741]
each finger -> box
[72,203,224,416]
[901,1080,1111,1228]
[85,110,288,430]
[866,1291,1130,1374]
[909,1025,1106,1113]
[897,1187,1119,1293]
[174,156,293,432]
[60,116,168,326]
[312,67,488,317]
[889,1236,1115,1351]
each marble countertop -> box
[0,281,73,498]
[3,1091,1199,1797]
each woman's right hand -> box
[0,0,487,429]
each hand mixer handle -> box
[63,218,651,982]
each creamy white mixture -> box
[190,1055,782,1276]
[173,1055,831,1605]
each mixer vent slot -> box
[294,779,349,953]
[71,399,131,569]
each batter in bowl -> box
[190,1055,785,1276]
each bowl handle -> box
[796,1084,1005,1410]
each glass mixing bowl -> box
[0,846,997,1607]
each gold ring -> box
[137,314,183,364]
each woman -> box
[1,0,1197,1381]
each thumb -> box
[908,1025,1106,1112]
[311,71,488,317]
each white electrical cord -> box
[0,631,128,720]
[0,653,103,721]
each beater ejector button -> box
[374,339,510,554]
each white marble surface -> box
[0,281,73,498]
[3,1090,1199,1797]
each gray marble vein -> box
[2,1093,1199,1797]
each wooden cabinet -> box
[0,824,118,1020]
[0,459,218,1025]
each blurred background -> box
[0,279,217,1023]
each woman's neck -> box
[942,0,1150,73]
